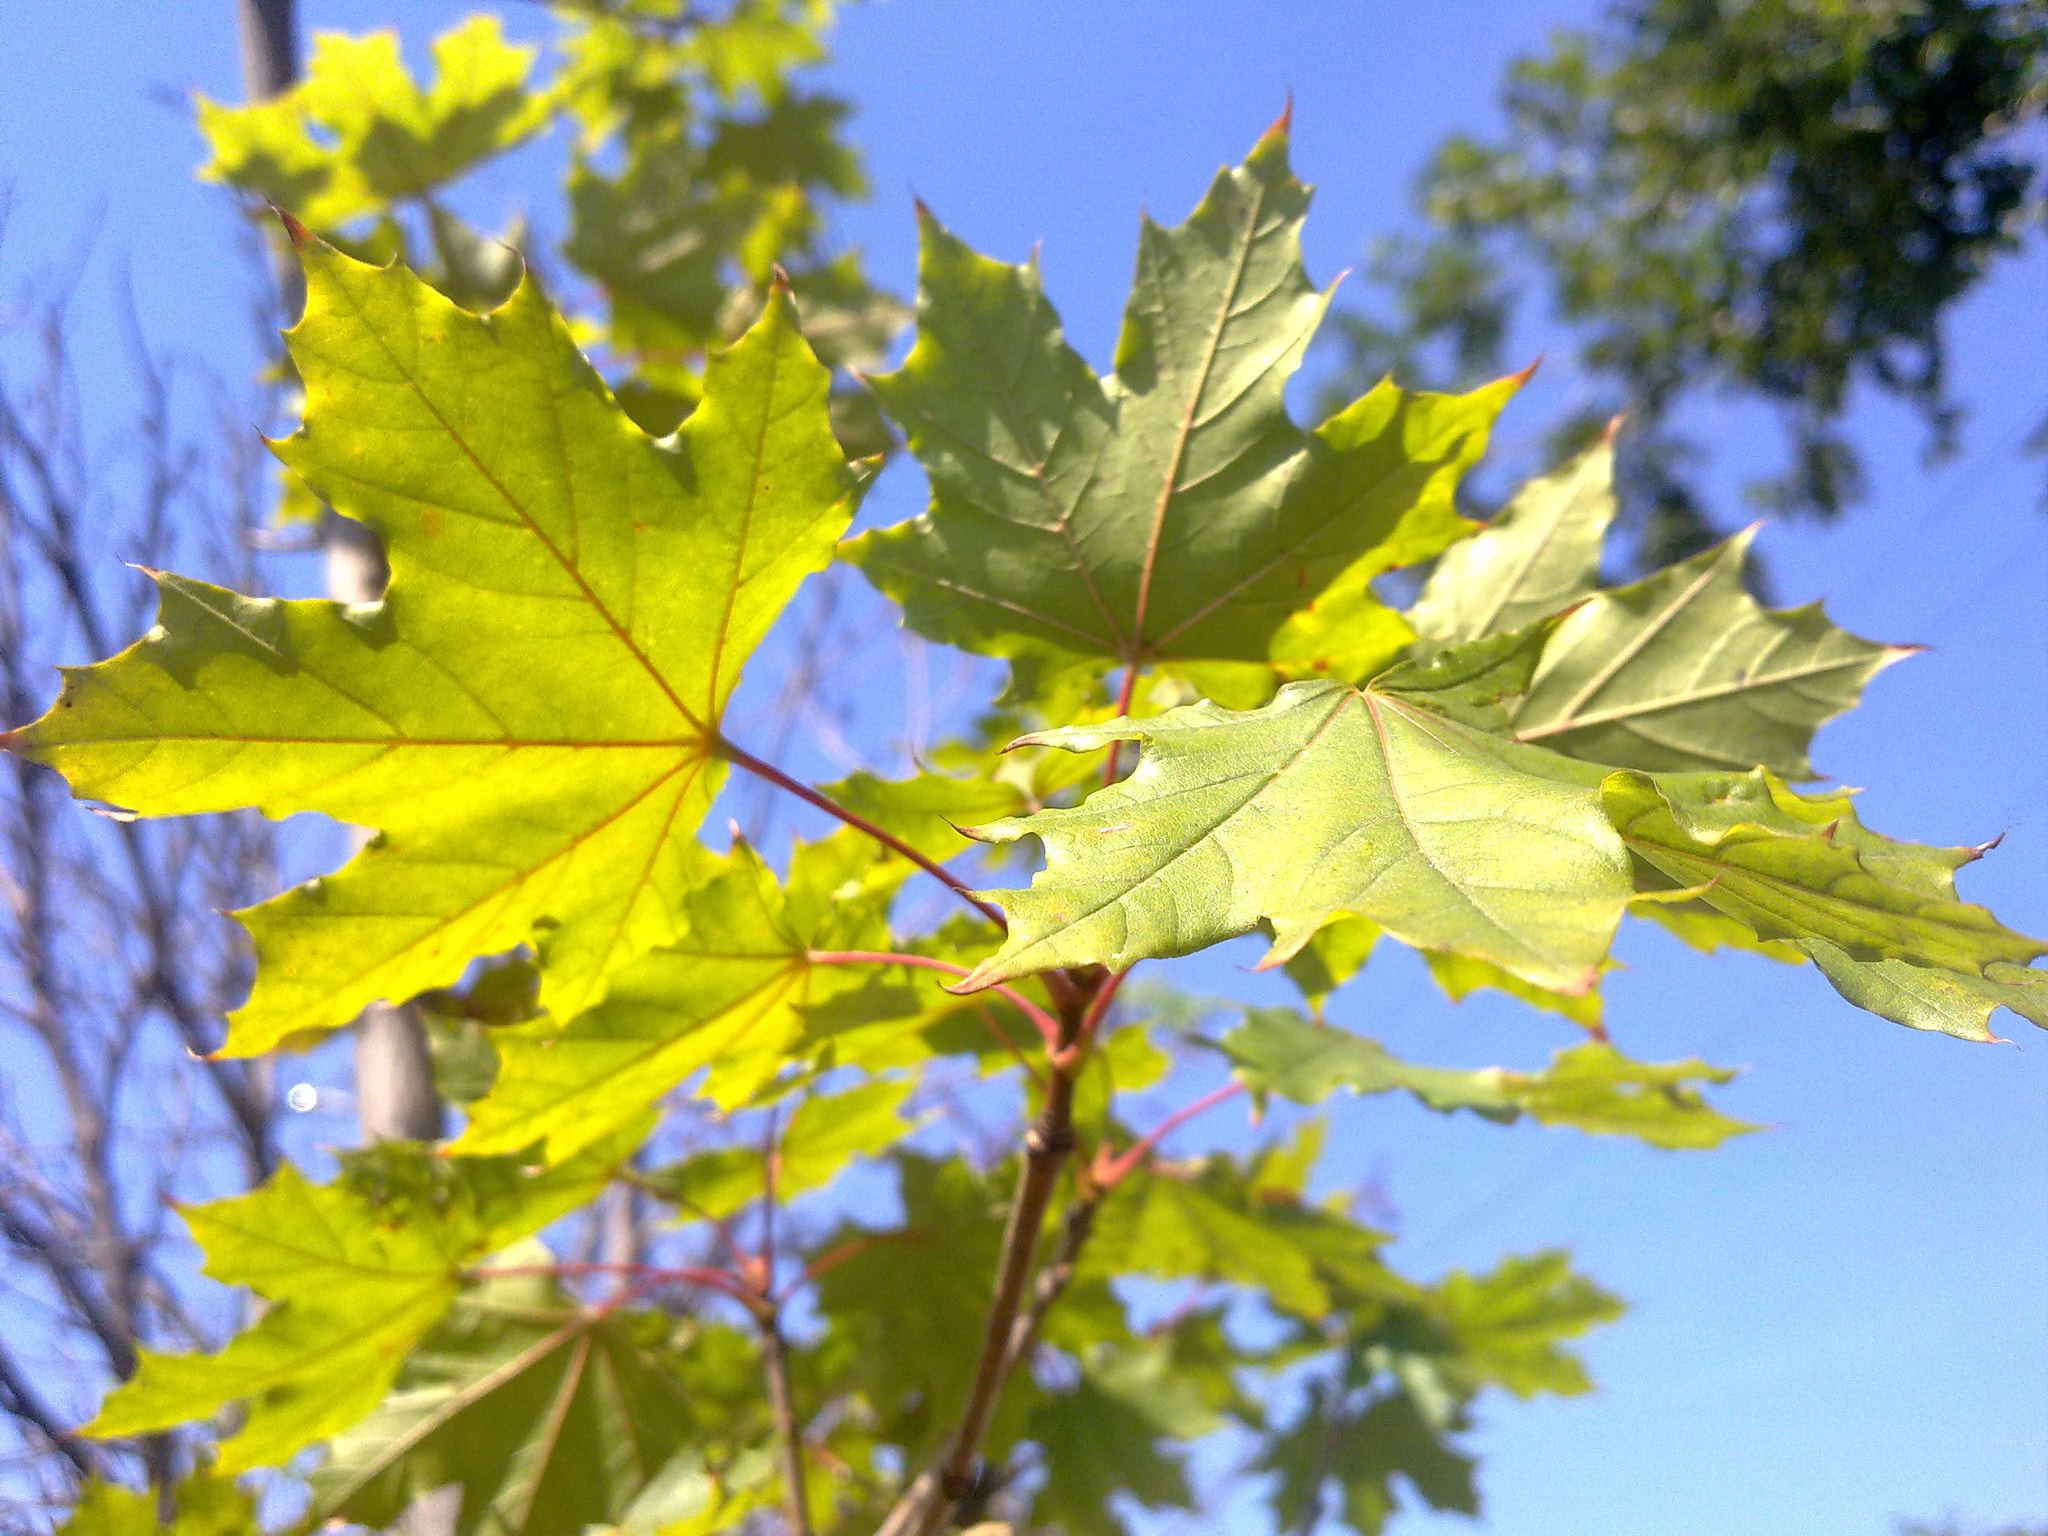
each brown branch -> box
[719,737,1009,930]
[753,1304,814,1536]
[749,1105,814,1536]
[996,1186,1100,1387]
[1000,1077,1241,1394]
[0,1342,101,1480]
[876,972,1101,1536]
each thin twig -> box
[719,737,1008,929]
[0,1342,101,1479]
[973,1000,1046,1087]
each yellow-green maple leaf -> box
[2,238,861,1053]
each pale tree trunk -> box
[236,0,441,1145]
[324,524,442,1142]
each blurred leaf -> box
[646,1077,916,1220]
[1423,950,1603,1030]
[83,1137,633,1472]
[59,1475,256,1536]
[311,1263,697,1536]
[1221,1007,1752,1149]
[197,17,548,226]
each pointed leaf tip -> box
[1601,412,1626,444]
[1513,355,1543,387]
[273,205,312,248]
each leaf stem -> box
[1102,664,1142,783]
[1093,1081,1246,1189]
[465,1260,751,1303]
[718,736,1008,929]
[806,949,1063,1052]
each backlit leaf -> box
[1423,950,1604,1030]
[1607,769,2048,1038]
[310,1264,695,1536]
[197,18,548,227]
[1510,526,1910,778]
[646,1078,917,1221]
[59,1475,256,1536]
[3,244,859,1053]
[453,836,894,1164]
[1281,914,1380,1011]
[846,123,1513,698]
[84,1138,632,1472]
[1409,434,1615,646]
[1220,1007,1751,1149]
[961,680,1632,996]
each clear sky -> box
[2,3,2043,1533]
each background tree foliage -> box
[1326,0,2047,565]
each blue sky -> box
[2,3,2044,1532]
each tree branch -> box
[876,972,1100,1536]
[754,1309,814,1536]
[0,1342,101,1480]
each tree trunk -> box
[325,517,443,1142]
[235,0,442,1146]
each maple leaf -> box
[1220,1007,1755,1149]
[1508,526,1911,778]
[197,17,549,228]
[452,835,896,1164]
[3,240,861,1053]
[83,1138,632,1473]
[310,1261,697,1536]
[1608,769,2048,1039]
[1410,436,1908,779]
[58,1475,255,1536]
[960,678,1634,996]
[1408,433,1617,648]
[1076,1126,1406,1323]
[845,119,1516,700]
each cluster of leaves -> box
[1326,0,2047,560]
[200,0,904,457]
[9,116,2042,1536]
